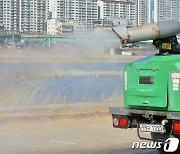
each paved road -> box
[0,107,158,154]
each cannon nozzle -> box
[112,21,180,44]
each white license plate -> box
[139,124,166,133]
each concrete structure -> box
[94,18,127,27]
[65,20,87,34]
[47,19,86,35]
[47,19,60,35]
[97,0,137,26]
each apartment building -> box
[46,0,98,28]
[0,0,46,34]
[46,0,58,20]
[1,0,180,35]
[137,0,180,25]
[97,0,138,26]
[154,0,180,22]
[0,1,3,25]
[0,0,20,32]
[20,0,46,34]
[137,0,153,25]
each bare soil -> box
[0,48,145,63]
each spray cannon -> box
[112,21,180,54]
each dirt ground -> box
[0,105,158,154]
[0,48,158,154]
[0,48,145,64]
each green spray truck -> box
[110,21,180,153]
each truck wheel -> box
[151,133,180,154]
[156,148,164,154]
[151,132,170,154]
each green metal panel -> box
[0,35,21,42]
[124,55,180,112]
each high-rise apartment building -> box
[154,0,180,22]
[149,0,154,23]
[1,0,20,32]
[137,0,149,25]
[137,0,180,25]
[46,0,57,20]
[137,0,155,25]
[46,0,98,28]
[11,0,20,32]
[1,0,180,34]
[0,0,46,34]
[0,1,3,25]
[20,0,46,34]
[98,0,138,26]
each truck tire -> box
[151,133,180,154]
[151,132,169,154]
